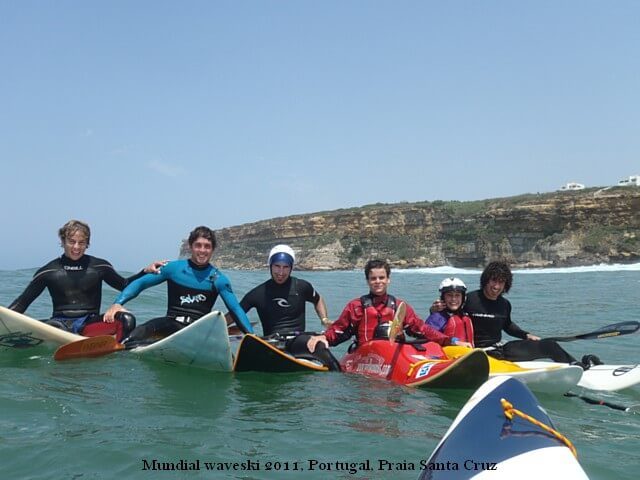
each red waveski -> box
[340,340,489,389]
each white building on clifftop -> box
[618,175,640,187]
[559,182,585,191]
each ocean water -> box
[1,265,639,479]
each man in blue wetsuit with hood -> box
[104,226,253,343]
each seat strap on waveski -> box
[500,398,578,459]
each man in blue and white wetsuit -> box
[104,226,253,343]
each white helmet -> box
[268,244,296,267]
[439,277,467,301]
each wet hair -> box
[364,259,391,279]
[480,260,513,293]
[58,220,91,246]
[188,226,217,249]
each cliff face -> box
[181,187,640,270]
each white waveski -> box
[492,363,584,395]
[131,310,233,371]
[515,360,640,392]
[444,346,583,394]
[0,305,84,349]
[577,364,640,391]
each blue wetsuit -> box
[114,259,253,341]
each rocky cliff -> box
[180,187,640,270]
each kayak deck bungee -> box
[0,305,84,349]
[419,376,589,479]
[340,340,490,390]
[233,334,329,372]
[443,345,583,395]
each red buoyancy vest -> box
[442,313,474,346]
[358,294,397,343]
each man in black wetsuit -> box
[9,219,161,341]
[458,261,600,368]
[231,244,341,370]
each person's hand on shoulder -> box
[144,260,168,274]
[526,333,541,341]
[430,299,445,314]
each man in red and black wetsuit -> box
[307,259,453,354]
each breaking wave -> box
[396,263,640,275]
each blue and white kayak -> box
[419,376,589,479]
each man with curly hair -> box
[461,260,599,368]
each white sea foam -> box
[396,266,481,275]
[513,263,640,274]
[396,263,640,275]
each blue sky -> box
[1,1,638,270]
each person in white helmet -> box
[429,261,600,368]
[231,244,340,370]
[425,277,473,347]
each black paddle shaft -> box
[564,392,639,413]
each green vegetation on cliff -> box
[181,187,640,270]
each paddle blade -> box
[54,335,125,361]
[388,301,407,344]
[578,321,640,340]
[548,321,640,342]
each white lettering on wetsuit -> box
[63,265,84,271]
[180,293,207,305]
[274,298,291,308]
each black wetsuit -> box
[240,277,340,371]
[465,289,577,363]
[9,254,142,336]
[240,277,319,335]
